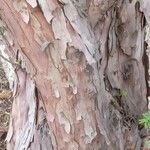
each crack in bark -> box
[143,41,149,108]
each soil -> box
[0,66,12,150]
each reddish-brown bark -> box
[0,0,150,149]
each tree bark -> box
[0,0,150,149]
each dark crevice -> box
[104,74,138,130]
[35,86,39,125]
[142,41,149,109]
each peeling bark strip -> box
[0,0,149,149]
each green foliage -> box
[117,89,128,97]
[139,111,150,128]
[146,139,150,148]
[139,111,150,148]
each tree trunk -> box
[0,0,150,149]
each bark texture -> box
[0,0,150,149]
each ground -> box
[0,64,12,150]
